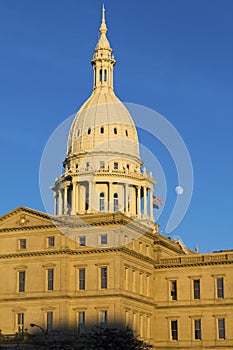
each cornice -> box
[0,224,56,233]
[0,292,156,307]
[156,301,233,310]
[0,246,155,265]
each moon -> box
[175,186,184,195]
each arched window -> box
[100,126,104,134]
[100,69,103,83]
[77,130,80,137]
[125,130,128,136]
[104,69,107,82]
[99,192,105,212]
[114,127,117,135]
[113,193,118,212]
[87,128,91,135]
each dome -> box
[52,6,156,224]
[67,89,140,162]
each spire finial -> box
[99,4,107,34]
[102,4,105,22]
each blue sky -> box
[0,0,232,253]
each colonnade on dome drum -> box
[52,170,155,222]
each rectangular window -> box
[19,239,26,250]
[100,310,107,327]
[101,267,107,289]
[217,278,224,298]
[86,162,90,170]
[79,268,85,290]
[48,236,55,247]
[48,269,54,291]
[193,279,200,299]
[78,311,85,334]
[100,234,108,245]
[46,312,53,331]
[171,320,178,340]
[18,271,25,292]
[194,319,201,340]
[114,162,118,170]
[170,280,177,300]
[218,318,225,339]
[79,236,86,247]
[17,313,24,332]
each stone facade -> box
[0,6,232,350]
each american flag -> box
[153,195,164,206]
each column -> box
[53,192,57,216]
[72,182,76,214]
[59,189,63,215]
[64,185,68,214]
[76,183,79,213]
[149,188,153,220]
[124,183,129,214]
[88,181,92,213]
[108,182,113,212]
[143,187,147,218]
[93,182,99,212]
[137,186,141,218]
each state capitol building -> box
[0,6,232,350]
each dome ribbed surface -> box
[67,90,140,161]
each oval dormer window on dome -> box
[87,128,91,135]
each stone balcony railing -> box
[157,252,233,267]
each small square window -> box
[19,239,26,250]
[48,236,55,247]
[100,234,108,245]
[79,236,86,246]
